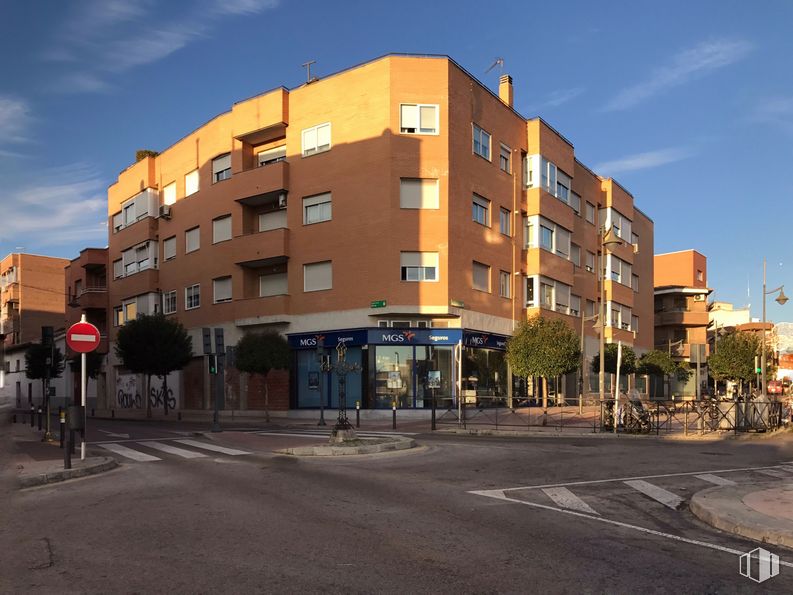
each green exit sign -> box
[370,300,387,309]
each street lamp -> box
[579,312,601,414]
[762,257,788,398]
[599,226,623,404]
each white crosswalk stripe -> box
[694,474,736,486]
[173,439,251,456]
[542,487,599,515]
[779,465,793,473]
[756,468,790,478]
[141,441,208,459]
[624,480,685,510]
[255,429,416,438]
[101,443,161,462]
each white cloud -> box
[750,96,793,133]
[603,39,753,111]
[525,87,584,113]
[0,165,108,248]
[0,96,32,144]
[210,0,279,16]
[593,147,694,175]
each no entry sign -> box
[66,321,101,353]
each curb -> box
[18,457,118,489]
[277,437,416,456]
[690,483,793,548]
[436,428,729,441]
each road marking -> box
[98,430,130,439]
[101,443,161,462]
[496,464,793,492]
[695,474,736,486]
[140,441,208,459]
[469,490,793,569]
[174,439,251,456]
[624,480,685,510]
[541,487,599,515]
[780,465,793,473]
[255,429,417,437]
[756,469,790,478]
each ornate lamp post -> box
[329,340,361,442]
[762,257,788,398]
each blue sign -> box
[463,331,509,350]
[367,329,462,345]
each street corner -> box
[17,456,118,489]
[690,479,793,549]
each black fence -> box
[436,395,787,435]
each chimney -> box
[499,74,513,108]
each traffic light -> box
[755,356,761,374]
[208,355,218,375]
[202,327,212,355]
[41,326,54,346]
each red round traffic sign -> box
[66,321,101,353]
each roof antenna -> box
[484,57,504,75]
[302,60,318,84]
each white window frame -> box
[213,276,232,304]
[607,301,633,331]
[120,240,158,277]
[472,124,491,160]
[472,194,490,226]
[528,275,574,315]
[499,270,511,298]
[185,227,200,254]
[212,215,232,244]
[162,182,176,206]
[185,169,199,196]
[472,261,490,293]
[162,290,177,315]
[212,153,231,183]
[608,254,633,287]
[303,261,333,292]
[185,284,201,310]
[301,122,331,157]
[499,144,511,173]
[399,104,439,135]
[303,193,332,225]
[499,207,511,236]
[400,252,438,283]
[585,251,595,273]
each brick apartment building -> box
[0,253,70,408]
[104,53,654,414]
[654,250,711,398]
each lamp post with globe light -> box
[761,257,788,398]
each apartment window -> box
[585,202,595,225]
[609,255,632,286]
[499,144,511,173]
[632,315,639,333]
[212,215,232,244]
[499,208,511,236]
[400,179,439,209]
[472,261,490,292]
[585,299,596,318]
[585,251,595,273]
[555,227,571,258]
[185,284,200,310]
[113,306,122,327]
[163,182,176,206]
[499,270,511,298]
[185,169,199,196]
[607,302,633,330]
[697,269,704,282]
[259,272,288,297]
[540,281,554,308]
[631,232,639,251]
[121,240,157,276]
[162,290,177,315]
[472,124,491,160]
[525,276,536,307]
[570,295,581,317]
[399,104,438,135]
[472,194,490,226]
[570,244,581,267]
[555,283,570,312]
[213,276,232,303]
[302,122,331,156]
[212,153,231,183]
[632,274,639,292]
[185,227,200,253]
[303,192,332,224]
[304,261,333,292]
[400,252,438,282]
[605,207,632,241]
[123,300,137,322]
[556,172,570,203]
[540,225,554,251]
[163,236,176,261]
[113,259,123,279]
[571,192,581,216]
[523,217,533,248]
[257,145,286,167]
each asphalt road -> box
[4,419,793,593]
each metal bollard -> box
[37,406,43,431]
[70,429,76,455]
[59,408,65,448]
[392,401,397,430]
[30,405,35,428]
[91,408,95,417]
[177,411,182,421]
[64,410,72,470]
[355,401,360,428]
[111,409,115,419]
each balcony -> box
[234,228,289,268]
[232,88,288,143]
[654,309,709,327]
[0,316,18,336]
[1,282,20,303]
[230,160,289,207]
[234,294,291,325]
[70,286,108,310]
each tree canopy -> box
[25,343,64,380]
[637,349,691,382]
[591,343,636,376]
[235,332,290,422]
[69,350,104,380]
[506,316,580,379]
[709,332,764,383]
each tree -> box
[69,350,104,379]
[591,343,637,376]
[115,313,192,417]
[234,332,290,422]
[506,316,580,417]
[25,342,65,400]
[637,349,690,399]
[709,331,765,394]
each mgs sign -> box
[299,334,325,348]
[380,331,416,343]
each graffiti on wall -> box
[116,374,142,409]
[150,372,180,410]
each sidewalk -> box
[690,481,793,548]
[5,421,116,489]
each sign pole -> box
[80,314,87,460]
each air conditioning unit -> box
[278,194,287,209]
[159,204,172,219]
[694,294,706,302]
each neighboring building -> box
[105,54,654,415]
[654,250,711,398]
[0,253,70,408]
[64,248,109,406]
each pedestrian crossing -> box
[98,438,252,462]
[253,428,417,439]
[471,462,793,520]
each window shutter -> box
[212,154,231,176]
[163,182,176,206]
[304,261,332,292]
[419,105,436,131]
[213,277,232,302]
[316,124,331,149]
[185,169,199,196]
[400,105,418,130]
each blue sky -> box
[1,0,791,321]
